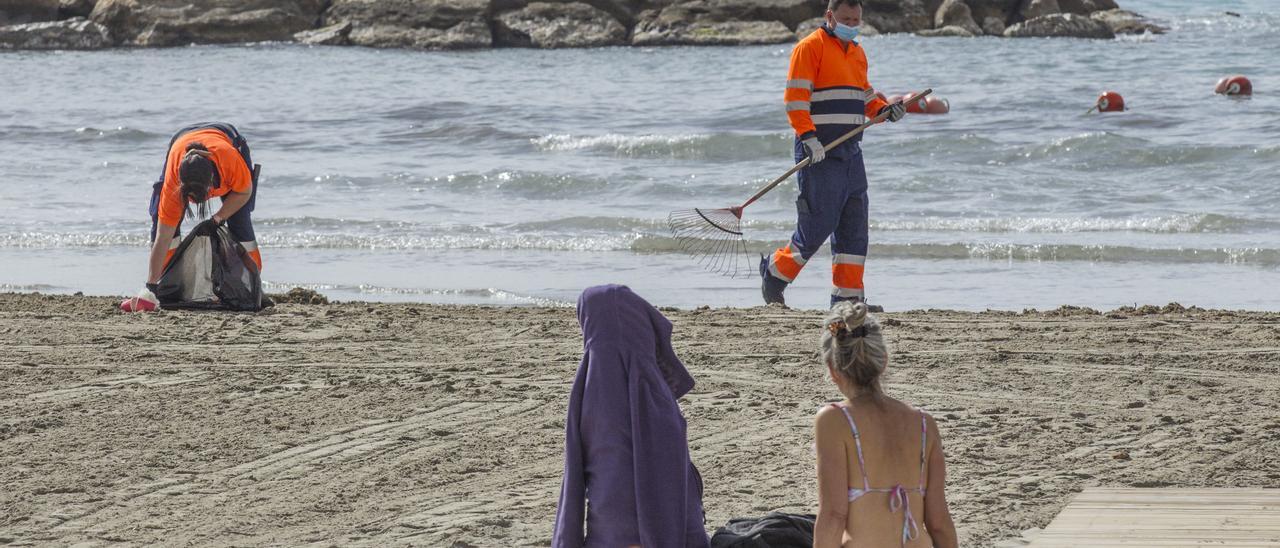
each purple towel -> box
[553,284,709,548]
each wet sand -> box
[2,293,1278,546]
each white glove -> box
[802,136,825,165]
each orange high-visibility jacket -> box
[156,129,253,228]
[785,28,889,148]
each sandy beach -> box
[1,292,1278,546]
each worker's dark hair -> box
[178,142,218,219]
[828,0,863,12]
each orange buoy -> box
[1215,75,1253,96]
[1095,91,1125,113]
[923,96,950,114]
[875,91,888,103]
[903,92,929,114]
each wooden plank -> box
[1029,488,1280,548]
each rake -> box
[668,89,932,278]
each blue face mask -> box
[831,21,860,42]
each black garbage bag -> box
[711,512,815,548]
[154,219,263,311]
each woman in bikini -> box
[813,301,958,547]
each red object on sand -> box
[1096,91,1125,112]
[1215,75,1253,96]
[120,296,158,313]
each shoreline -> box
[5,289,1280,316]
[2,292,1278,545]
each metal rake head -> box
[667,206,757,278]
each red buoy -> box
[1215,75,1253,96]
[923,97,950,114]
[903,92,929,114]
[1096,91,1125,112]
[875,91,888,103]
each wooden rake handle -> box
[738,88,933,210]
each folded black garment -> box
[710,512,816,548]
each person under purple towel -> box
[553,284,709,548]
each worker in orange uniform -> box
[142,122,261,300]
[761,0,904,309]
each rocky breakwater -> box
[0,0,1164,51]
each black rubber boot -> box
[760,255,788,306]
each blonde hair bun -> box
[838,301,868,329]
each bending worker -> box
[761,0,904,309]
[144,122,261,296]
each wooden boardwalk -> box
[1029,488,1280,547]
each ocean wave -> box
[416,170,615,198]
[72,126,159,142]
[6,227,1279,265]
[632,236,1280,266]
[1004,132,1279,168]
[872,214,1280,234]
[4,211,1275,252]
[260,282,571,307]
[531,132,790,160]
[0,124,162,143]
[380,123,530,144]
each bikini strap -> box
[918,409,927,491]
[829,403,871,491]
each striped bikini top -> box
[829,402,927,547]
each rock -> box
[692,0,821,30]
[0,0,59,25]
[1057,0,1116,15]
[632,16,793,46]
[1019,0,1059,20]
[325,0,488,30]
[917,24,977,37]
[325,0,492,49]
[864,0,933,33]
[91,0,326,47]
[0,16,112,49]
[1003,12,1114,38]
[965,0,1019,25]
[58,0,96,19]
[935,0,981,35]
[1091,8,1165,34]
[491,0,649,26]
[794,17,879,39]
[634,0,821,31]
[348,18,491,49]
[630,2,801,46]
[294,21,351,46]
[494,2,626,48]
[981,15,1005,34]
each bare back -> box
[815,394,951,547]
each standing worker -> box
[761,0,904,309]
[136,122,261,305]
